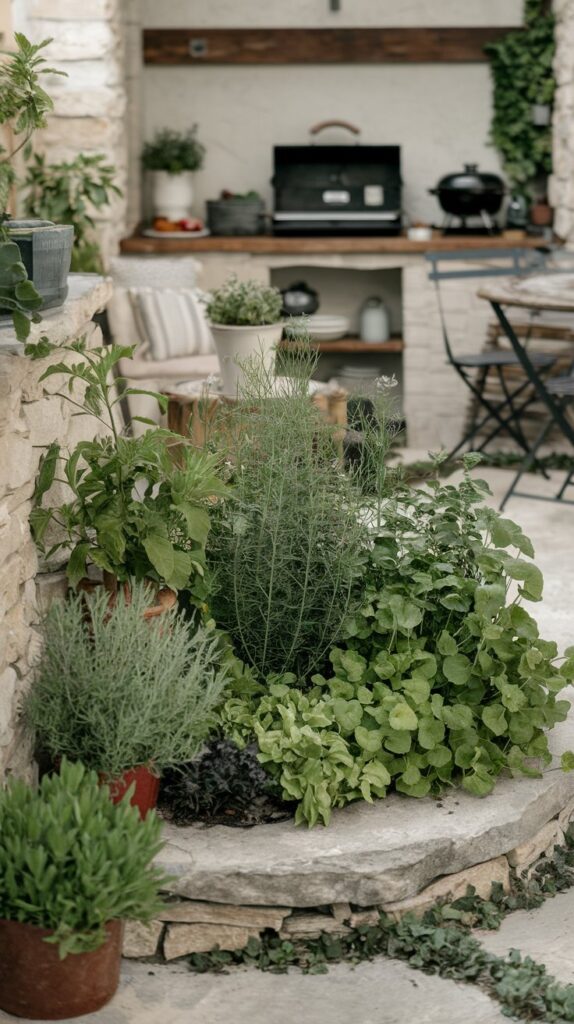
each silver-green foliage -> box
[0,759,169,957]
[206,275,283,326]
[207,348,365,678]
[26,584,227,778]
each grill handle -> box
[309,120,361,142]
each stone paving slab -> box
[0,959,508,1024]
[476,887,574,986]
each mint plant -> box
[222,457,574,825]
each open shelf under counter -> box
[279,336,404,353]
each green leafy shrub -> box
[206,275,283,326]
[23,153,121,273]
[0,759,168,957]
[141,127,205,174]
[27,338,227,592]
[206,346,366,677]
[25,584,228,779]
[222,460,574,825]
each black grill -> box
[272,145,402,235]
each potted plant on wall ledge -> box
[0,760,168,1019]
[142,126,205,221]
[206,275,284,397]
[27,338,228,605]
[25,585,228,817]
[0,34,73,336]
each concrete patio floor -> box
[2,465,573,1024]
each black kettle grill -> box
[430,163,505,232]
[272,120,402,236]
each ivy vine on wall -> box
[486,0,555,199]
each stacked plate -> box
[285,314,350,341]
[337,364,382,396]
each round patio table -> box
[478,273,574,505]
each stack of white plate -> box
[337,364,382,396]
[285,314,350,341]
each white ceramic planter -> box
[209,322,284,397]
[151,170,194,220]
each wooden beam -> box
[143,27,515,66]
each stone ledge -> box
[0,275,111,355]
[156,707,574,909]
[123,798,574,962]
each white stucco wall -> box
[142,0,523,225]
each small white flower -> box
[375,374,399,391]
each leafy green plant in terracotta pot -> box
[206,275,284,396]
[25,584,228,816]
[27,338,228,602]
[142,126,205,220]
[0,34,73,335]
[0,759,169,1019]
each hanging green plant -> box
[486,0,555,198]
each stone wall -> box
[11,0,131,263]
[551,0,574,241]
[0,276,112,782]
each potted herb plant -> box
[25,584,228,817]
[23,152,121,273]
[27,338,228,600]
[206,275,284,396]
[141,126,205,220]
[0,34,73,333]
[0,759,168,1019]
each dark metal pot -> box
[430,164,505,218]
[280,281,319,317]
[7,219,74,310]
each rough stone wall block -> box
[0,277,112,781]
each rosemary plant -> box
[206,345,367,680]
[25,584,228,779]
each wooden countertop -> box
[120,231,544,256]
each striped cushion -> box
[128,288,214,360]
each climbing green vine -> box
[486,0,555,197]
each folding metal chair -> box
[498,374,574,508]
[425,249,557,462]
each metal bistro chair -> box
[425,248,557,462]
[498,373,574,508]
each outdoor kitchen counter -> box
[120,231,543,255]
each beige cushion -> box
[118,353,220,381]
[128,288,214,360]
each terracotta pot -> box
[78,576,177,620]
[0,918,123,1020]
[530,202,553,227]
[101,764,160,819]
